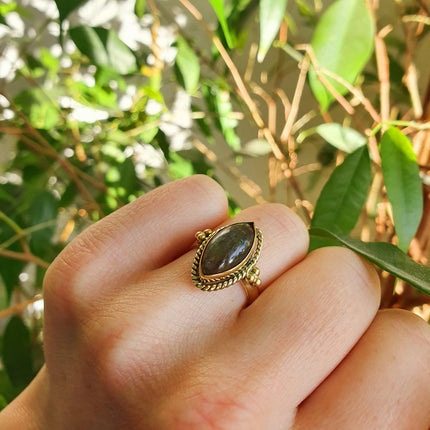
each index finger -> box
[44,175,228,307]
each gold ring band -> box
[191,222,263,306]
[240,278,260,306]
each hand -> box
[2,175,430,430]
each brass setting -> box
[191,223,263,304]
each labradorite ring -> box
[191,222,263,306]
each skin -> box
[1,175,430,430]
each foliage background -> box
[0,0,429,408]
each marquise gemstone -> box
[200,222,255,276]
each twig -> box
[251,84,277,135]
[404,62,423,118]
[317,68,381,123]
[0,295,43,319]
[295,44,355,115]
[177,0,285,161]
[374,26,392,125]
[280,55,310,143]
[178,0,312,222]
[0,211,30,254]
[0,249,49,269]
[0,219,58,251]
[192,139,267,204]
[245,43,258,83]
[277,42,380,123]
[274,88,292,125]
[402,15,430,25]
[18,134,104,217]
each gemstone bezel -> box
[191,222,263,291]
[198,222,257,279]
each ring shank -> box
[240,278,260,306]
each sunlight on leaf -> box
[380,127,423,252]
[174,36,200,94]
[54,0,88,24]
[316,123,367,153]
[309,0,374,111]
[134,0,146,19]
[69,26,137,75]
[258,0,288,62]
[209,0,234,49]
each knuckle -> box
[166,376,259,430]
[375,309,430,369]
[308,246,380,301]
[43,219,118,319]
[263,203,309,245]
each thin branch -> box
[295,44,355,115]
[0,219,57,251]
[0,249,49,269]
[19,134,104,217]
[177,0,285,161]
[402,15,430,25]
[274,88,292,124]
[0,211,30,254]
[251,84,277,135]
[317,68,381,123]
[0,295,43,319]
[404,62,423,118]
[192,139,267,204]
[374,26,392,125]
[280,55,310,142]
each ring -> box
[191,222,263,306]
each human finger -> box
[44,175,228,313]
[79,203,309,369]
[293,309,430,430]
[40,203,309,428]
[227,247,381,417]
[144,202,310,319]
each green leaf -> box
[174,36,200,94]
[0,370,20,404]
[0,188,13,203]
[0,221,25,303]
[29,191,58,259]
[68,81,117,109]
[2,316,34,390]
[54,0,87,23]
[311,145,371,235]
[69,26,137,75]
[203,84,240,151]
[0,394,7,410]
[209,0,234,49]
[380,127,423,252]
[118,157,138,196]
[309,229,430,295]
[168,152,194,179]
[14,89,60,130]
[221,0,258,50]
[258,0,288,62]
[316,123,367,153]
[309,0,374,111]
[134,0,146,18]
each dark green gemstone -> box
[200,222,255,276]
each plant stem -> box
[0,249,49,269]
[0,295,43,319]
